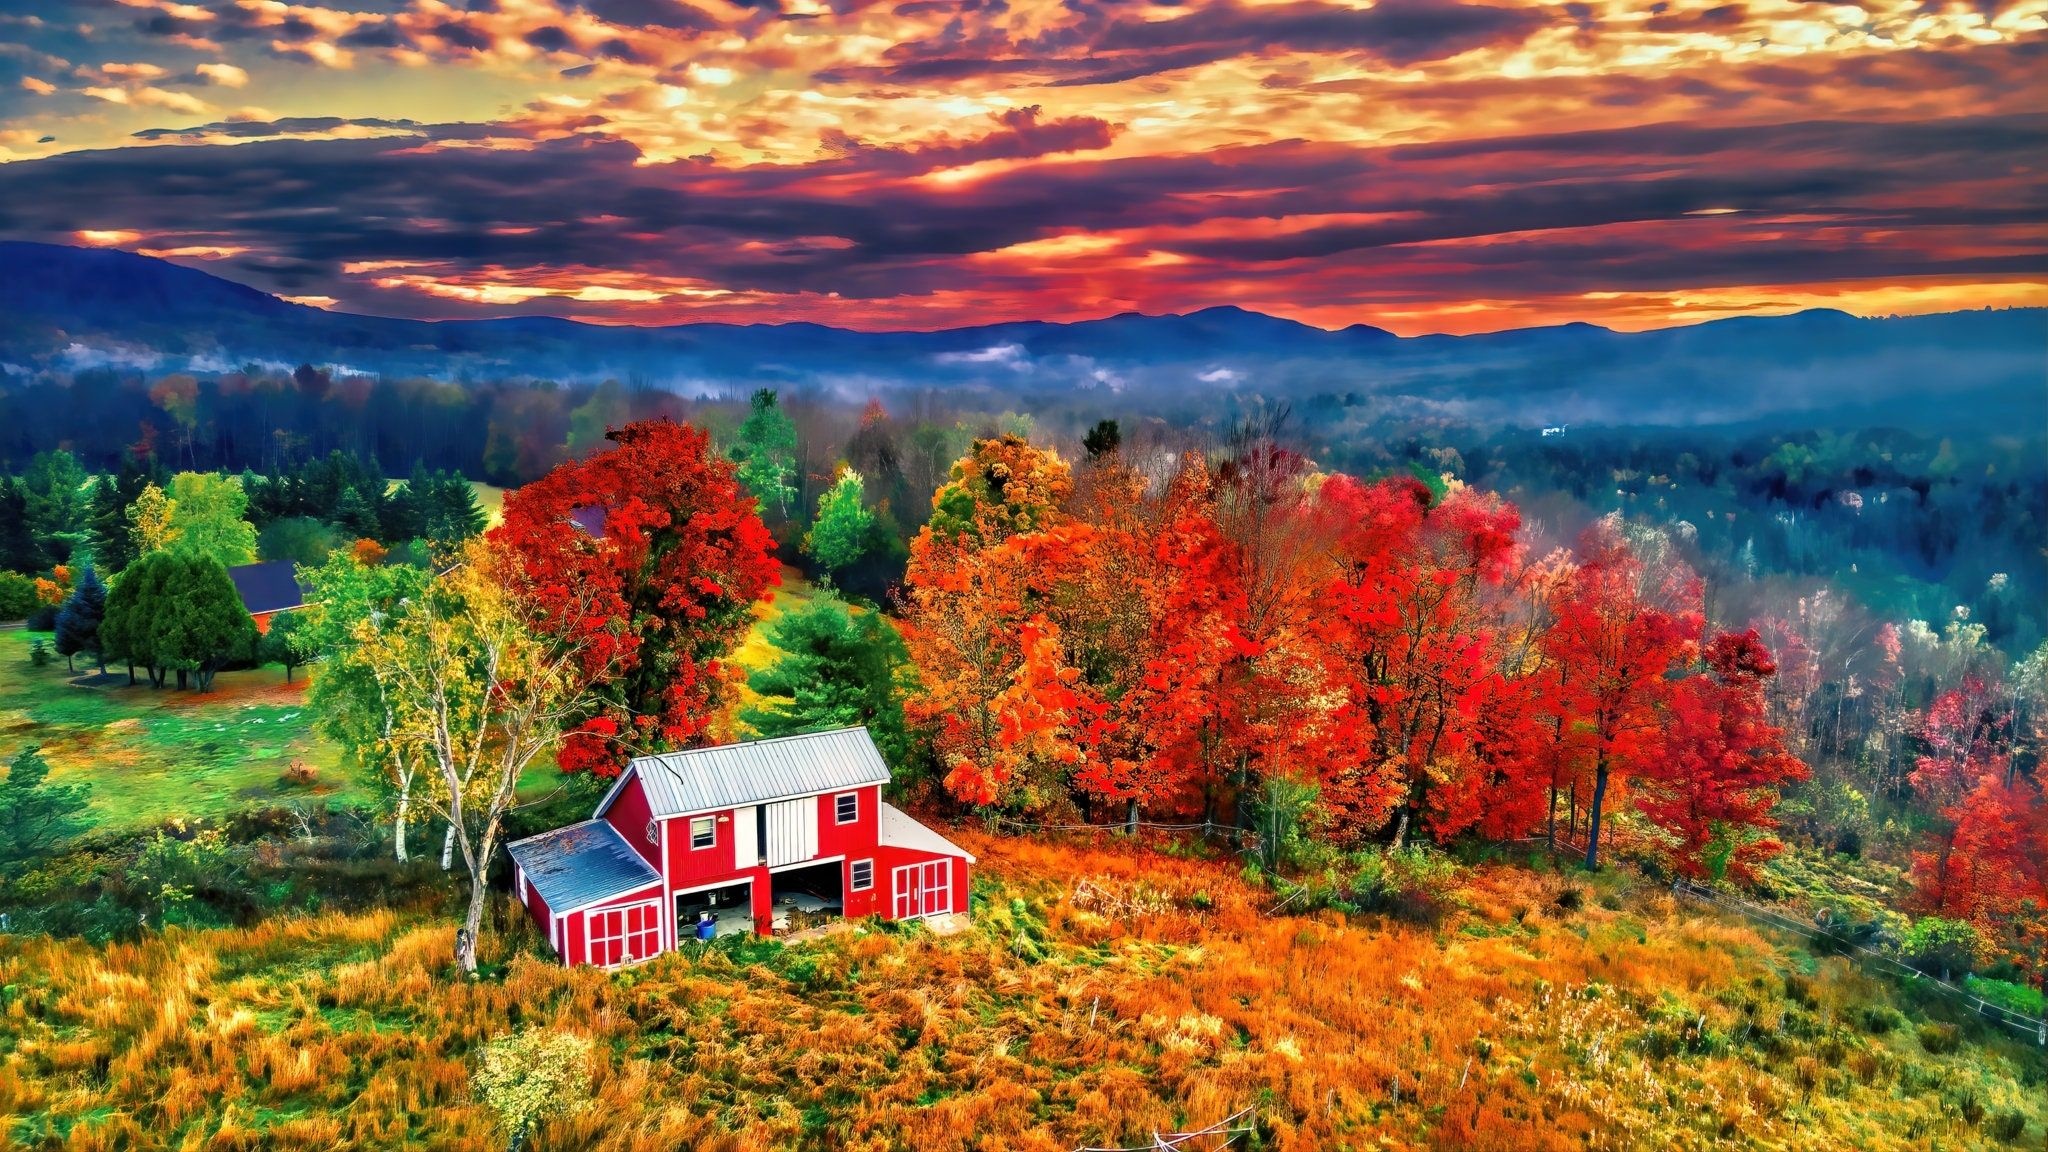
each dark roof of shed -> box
[505,820,660,912]
[225,560,309,616]
[568,505,607,538]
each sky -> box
[0,0,2043,334]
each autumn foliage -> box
[903,435,1811,878]
[493,420,779,775]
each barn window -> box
[835,792,859,825]
[690,816,715,849]
[850,859,874,891]
[646,820,659,846]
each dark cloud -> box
[828,0,1551,86]
[1,111,2039,316]
[128,117,495,142]
[573,0,721,31]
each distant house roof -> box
[604,727,893,820]
[878,801,975,863]
[504,820,660,913]
[567,505,607,539]
[225,560,309,617]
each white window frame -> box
[834,791,859,825]
[850,859,874,892]
[690,815,716,849]
[585,898,661,969]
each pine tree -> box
[0,479,43,575]
[731,389,799,521]
[53,566,107,674]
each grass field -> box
[0,630,350,828]
[0,833,2039,1151]
[1,562,819,833]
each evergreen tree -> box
[1083,419,1122,460]
[331,485,381,538]
[53,565,107,673]
[85,460,160,575]
[0,746,93,869]
[804,469,873,576]
[742,595,916,769]
[0,479,43,574]
[258,609,314,683]
[101,551,253,689]
[731,389,799,521]
[21,450,87,563]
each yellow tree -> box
[349,537,617,972]
[126,482,178,555]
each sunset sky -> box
[0,0,2043,333]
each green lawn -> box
[1,564,818,832]
[0,629,352,829]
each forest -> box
[0,369,2041,1149]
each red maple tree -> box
[492,419,780,775]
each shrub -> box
[1347,846,1462,922]
[1987,1110,2028,1142]
[474,1029,594,1150]
[1900,917,1987,980]
[1915,1021,1961,1055]
[27,637,49,667]
[0,571,38,620]
[1857,1004,1906,1035]
[1554,885,1585,912]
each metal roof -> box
[620,727,892,819]
[504,820,660,912]
[226,560,309,616]
[878,802,976,863]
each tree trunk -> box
[1390,808,1410,851]
[455,880,487,974]
[394,788,410,863]
[442,822,457,871]
[1125,798,1139,835]
[1583,757,1612,871]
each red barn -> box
[505,726,975,968]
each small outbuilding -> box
[506,726,974,969]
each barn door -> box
[765,798,818,867]
[892,863,919,920]
[732,805,759,869]
[921,861,950,917]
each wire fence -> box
[1070,1106,1257,1152]
[1670,879,2046,1046]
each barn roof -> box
[608,727,892,819]
[504,820,660,913]
[225,560,309,616]
[878,802,976,863]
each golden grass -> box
[0,834,2040,1151]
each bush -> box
[1347,846,1462,922]
[1915,1021,1961,1054]
[1900,917,1987,980]
[1554,885,1585,912]
[25,604,56,631]
[1964,974,2046,1018]
[1856,1004,1906,1035]
[0,571,38,620]
[1987,1110,2028,1142]
[26,638,49,667]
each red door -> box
[585,900,661,967]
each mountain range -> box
[2,241,2041,431]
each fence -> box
[1671,879,2046,1046]
[1070,1106,1256,1152]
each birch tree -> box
[359,538,616,973]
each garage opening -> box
[676,880,754,941]
[769,860,844,934]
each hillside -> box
[2,242,2042,432]
[1,833,2039,1151]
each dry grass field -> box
[2,832,2040,1151]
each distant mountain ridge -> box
[2,240,2042,432]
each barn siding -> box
[601,771,660,867]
